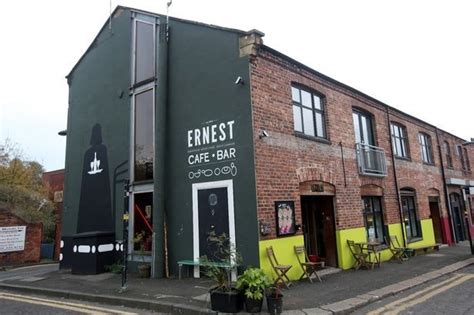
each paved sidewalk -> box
[0,242,473,314]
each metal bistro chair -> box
[347,240,370,270]
[294,245,323,283]
[266,246,292,289]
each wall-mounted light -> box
[235,76,244,85]
[259,130,269,139]
[259,220,270,236]
[58,130,67,136]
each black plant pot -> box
[266,294,283,315]
[210,288,243,313]
[244,296,264,313]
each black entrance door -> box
[450,193,466,242]
[198,187,229,259]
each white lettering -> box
[218,123,226,141]
[227,120,235,140]
[202,126,210,145]
[211,125,217,143]
[188,130,193,148]
[194,129,201,147]
[216,148,236,161]
[188,152,210,165]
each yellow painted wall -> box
[259,219,437,276]
[336,219,436,270]
[259,235,305,281]
[407,219,436,248]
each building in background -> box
[42,169,65,261]
[61,6,474,278]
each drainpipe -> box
[153,17,169,278]
[386,108,407,247]
[434,128,457,244]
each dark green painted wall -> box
[64,10,131,239]
[165,18,259,273]
[64,8,259,275]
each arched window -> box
[444,141,453,168]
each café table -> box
[355,241,382,269]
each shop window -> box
[401,190,422,240]
[418,133,434,164]
[133,192,153,252]
[134,20,155,85]
[291,85,326,139]
[444,141,453,168]
[390,123,409,159]
[134,89,154,181]
[362,196,386,243]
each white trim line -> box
[192,179,235,278]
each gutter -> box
[386,108,407,247]
[435,128,457,244]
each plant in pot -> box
[200,231,243,313]
[266,284,284,315]
[133,230,151,278]
[236,267,271,313]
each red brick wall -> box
[0,209,42,265]
[250,47,456,240]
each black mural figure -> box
[77,124,113,233]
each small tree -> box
[0,139,55,230]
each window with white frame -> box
[390,123,409,158]
[418,133,433,164]
[291,85,326,139]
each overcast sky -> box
[0,0,472,171]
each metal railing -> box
[355,143,387,176]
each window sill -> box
[294,132,331,145]
[407,237,423,244]
[422,162,436,167]
[395,156,411,162]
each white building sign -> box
[0,226,26,253]
[187,120,238,180]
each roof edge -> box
[260,45,467,143]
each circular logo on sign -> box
[209,193,218,206]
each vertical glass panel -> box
[396,139,402,157]
[291,87,300,102]
[301,90,312,108]
[135,21,155,84]
[313,95,321,110]
[400,139,406,157]
[134,89,154,181]
[133,192,153,252]
[293,106,302,132]
[353,113,361,144]
[302,108,315,136]
[315,112,324,138]
[361,116,369,144]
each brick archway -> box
[296,166,335,185]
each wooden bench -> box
[177,260,236,279]
[409,243,442,256]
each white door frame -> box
[192,179,235,278]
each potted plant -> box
[236,267,271,313]
[200,231,243,313]
[133,230,151,278]
[266,285,284,315]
